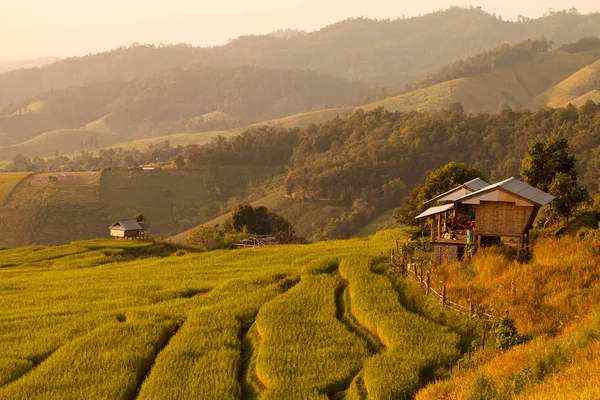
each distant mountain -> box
[211,8,600,87]
[0,45,234,108]
[0,65,372,149]
[0,57,60,73]
[2,8,600,109]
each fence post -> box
[419,263,424,287]
[391,248,395,263]
[442,284,447,307]
[426,273,430,295]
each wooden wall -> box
[475,201,534,237]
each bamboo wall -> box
[475,201,534,237]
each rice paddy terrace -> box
[0,230,462,399]
[1,229,600,399]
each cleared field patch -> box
[42,187,99,205]
[0,172,31,204]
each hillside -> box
[107,107,354,152]
[0,168,281,247]
[358,48,600,113]
[0,65,372,147]
[533,58,600,107]
[0,129,120,159]
[170,193,353,244]
[1,230,600,398]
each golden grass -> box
[533,58,600,108]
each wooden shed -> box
[109,220,148,239]
[416,177,554,264]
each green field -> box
[0,229,465,399]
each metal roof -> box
[109,220,145,231]
[423,177,489,205]
[456,177,555,206]
[415,203,455,219]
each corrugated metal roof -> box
[424,178,489,205]
[415,203,455,219]
[456,177,555,206]
[109,220,144,231]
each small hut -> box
[234,235,280,248]
[109,220,148,240]
[416,177,554,264]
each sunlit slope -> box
[359,51,600,113]
[0,129,120,160]
[168,193,351,244]
[106,107,354,151]
[533,58,600,108]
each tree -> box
[548,173,590,224]
[232,204,256,233]
[521,138,576,192]
[521,138,589,224]
[132,213,145,222]
[185,225,225,251]
[174,154,185,169]
[396,162,485,225]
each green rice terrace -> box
[0,230,466,399]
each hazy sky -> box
[1,0,598,61]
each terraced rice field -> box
[0,230,462,399]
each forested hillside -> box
[164,103,600,241]
[0,65,372,146]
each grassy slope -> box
[106,107,354,152]
[0,129,120,160]
[533,58,600,108]
[169,193,351,243]
[0,168,281,247]
[359,51,600,113]
[106,129,242,151]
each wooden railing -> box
[389,240,496,322]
